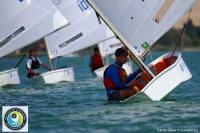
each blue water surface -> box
[0,52,199,133]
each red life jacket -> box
[103,64,127,90]
[91,54,104,70]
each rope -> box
[14,54,26,68]
[149,51,154,62]
[172,9,192,56]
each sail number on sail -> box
[77,0,89,12]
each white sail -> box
[0,0,69,58]
[45,0,115,59]
[98,38,121,58]
[51,0,92,24]
[87,0,197,57]
[87,0,164,56]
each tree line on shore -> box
[157,20,200,49]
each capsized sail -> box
[0,0,69,58]
[87,0,197,57]
[45,0,115,59]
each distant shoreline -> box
[7,47,200,57]
[152,46,200,52]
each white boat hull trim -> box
[122,52,192,102]
[0,68,20,87]
[41,67,75,84]
[94,61,133,78]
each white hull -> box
[123,52,192,102]
[0,68,20,87]
[94,61,133,78]
[34,67,75,84]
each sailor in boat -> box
[103,47,142,101]
[90,47,104,72]
[26,49,51,78]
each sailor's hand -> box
[129,81,140,92]
[128,81,135,88]
[41,64,51,71]
[30,72,39,76]
[129,85,140,93]
[132,86,140,93]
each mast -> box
[44,38,54,71]
[87,1,155,78]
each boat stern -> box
[143,52,192,101]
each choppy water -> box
[0,52,199,133]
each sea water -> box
[0,52,199,133]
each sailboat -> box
[30,0,110,84]
[0,0,69,86]
[45,0,113,58]
[94,38,133,78]
[45,0,133,78]
[87,0,197,101]
[29,39,75,84]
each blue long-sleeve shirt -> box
[104,62,141,94]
